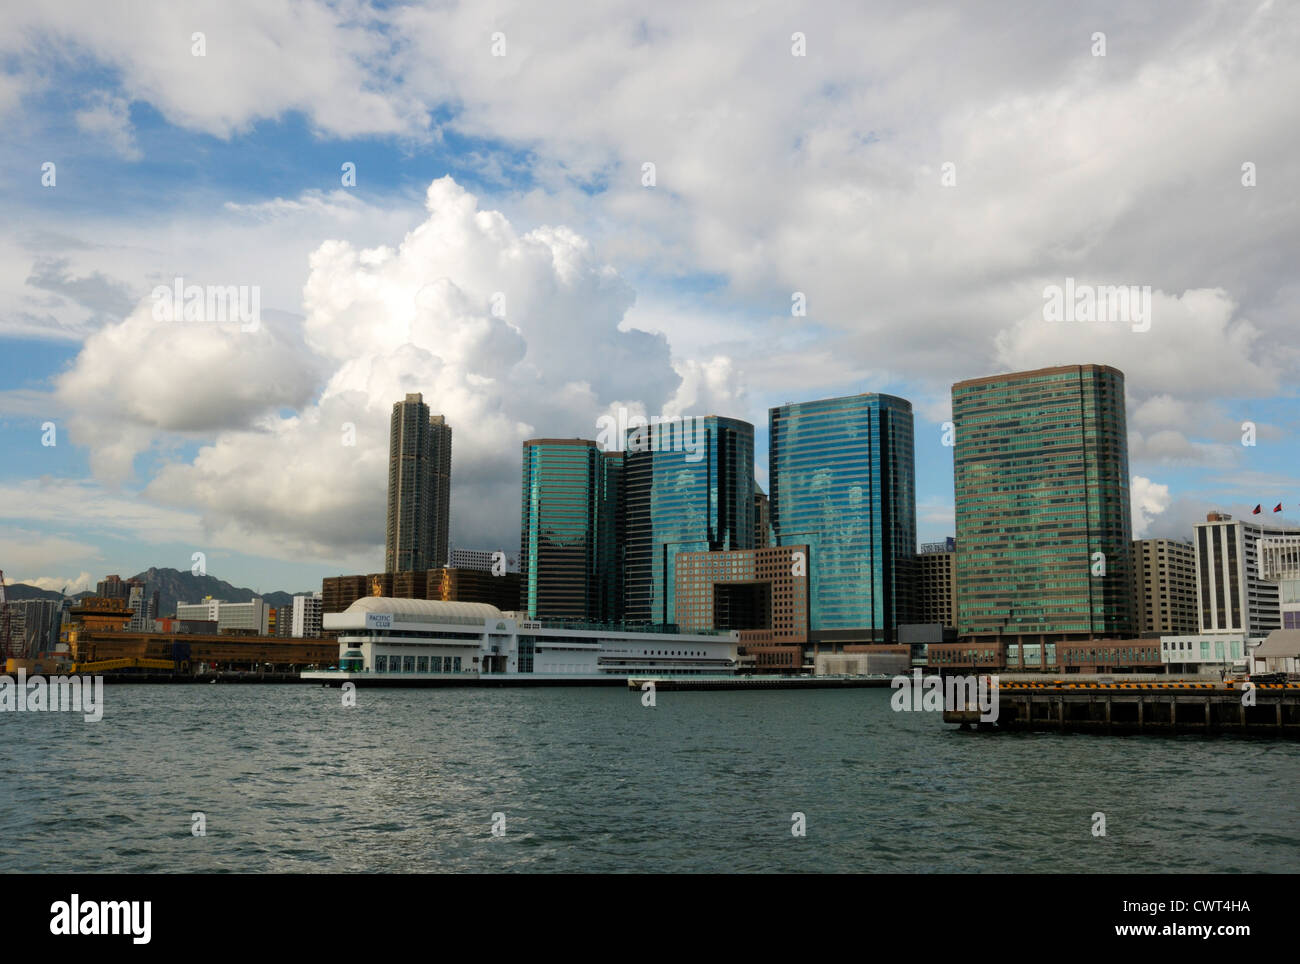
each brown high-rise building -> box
[1131,538,1198,635]
[431,568,522,611]
[385,394,452,572]
[322,575,369,615]
[915,541,957,628]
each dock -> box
[627,675,896,691]
[944,680,1300,737]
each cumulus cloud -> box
[56,304,321,481]
[1130,475,1172,538]
[100,178,705,560]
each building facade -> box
[952,364,1134,666]
[1260,535,1300,631]
[176,597,270,635]
[385,394,452,572]
[915,541,957,629]
[1194,514,1300,635]
[769,393,916,645]
[675,545,810,671]
[754,490,771,548]
[623,416,755,626]
[291,592,324,638]
[314,597,738,680]
[519,439,623,621]
[1131,538,1197,635]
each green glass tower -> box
[952,364,1134,667]
[768,393,916,645]
[519,439,623,621]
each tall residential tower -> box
[385,394,452,572]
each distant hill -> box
[4,583,72,603]
[128,568,303,616]
[3,567,308,616]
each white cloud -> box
[95,178,689,560]
[1130,475,1172,538]
[74,91,140,160]
[11,571,96,594]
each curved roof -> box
[344,596,504,626]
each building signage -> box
[365,613,393,630]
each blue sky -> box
[2,1,1298,596]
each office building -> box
[754,490,771,548]
[769,393,916,645]
[1195,513,1300,635]
[1260,535,1300,630]
[675,545,809,673]
[623,416,755,625]
[952,364,1134,668]
[915,540,957,629]
[1132,538,1197,635]
[385,394,452,572]
[519,439,623,621]
[176,597,270,635]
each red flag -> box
[1252,504,1261,514]
[1275,503,1283,513]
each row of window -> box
[374,654,464,673]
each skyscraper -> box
[952,364,1133,664]
[519,439,623,621]
[385,394,452,572]
[622,416,755,625]
[769,393,916,645]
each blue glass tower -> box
[769,393,916,643]
[622,416,755,625]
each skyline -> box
[2,1,1299,596]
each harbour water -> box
[2,684,1297,873]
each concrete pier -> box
[945,680,1300,737]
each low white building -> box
[176,597,270,635]
[1159,632,1262,675]
[307,597,738,682]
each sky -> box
[1,0,1297,596]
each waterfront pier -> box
[944,680,1300,736]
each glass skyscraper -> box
[768,393,917,644]
[952,364,1134,661]
[622,416,755,625]
[519,439,623,621]
[386,393,452,572]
